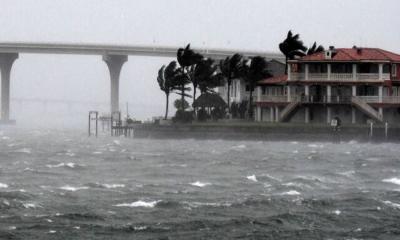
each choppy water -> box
[0,128,400,239]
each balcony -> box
[358,96,400,104]
[290,73,390,82]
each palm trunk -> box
[181,84,185,111]
[248,88,253,119]
[164,93,169,120]
[227,80,231,113]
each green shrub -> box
[173,110,194,123]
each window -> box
[245,85,250,92]
[392,64,397,77]
[262,86,266,95]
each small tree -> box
[157,62,180,119]
[240,56,271,118]
[219,54,244,112]
[174,99,189,111]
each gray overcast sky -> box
[0,0,399,123]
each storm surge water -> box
[0,128,400,239]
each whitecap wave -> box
[59,185,89,191]
[46,162,80,168]
[102,183,125,189]
[333,209,341,215]
[382,200,400,209]
[281,190,301,195]
[382,177,400,186]
[190,181,211,187]
[246,175,258,182]
[14,148,31,154]
[0,183,9,188]
[114,200,160,208]
[308,144,324,148]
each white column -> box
[256,106,261,122]
[352,107,356,124]
[327,107,331,124]
[270,107,274,122]
[287,64,291,81]
[275,106,280,122]
[379,107,383,118]
[305,64,309,80]
[352,64,357,81]
[352,85,357,96]
[327,64,331,81]
[379,63,383,80]
[305,107,310,123]
[378,86,383,103]
[103,54,128,114]
[327,85,332,103]
[287,85,291,102]
[305,85,309,96]
[256,86,261,101]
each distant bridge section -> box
[0,42,284,123]
[0,42,284,60]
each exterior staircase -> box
[351,96,383,122]
[279,99,300,122]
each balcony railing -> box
[255,94,400,104]
[358,96,400,104]
[290,73,390,82]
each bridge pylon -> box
[103,54,127,114]
[0,53,18,123]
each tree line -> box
[157,44,271,121]
[157,30,324,122]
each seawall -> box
[133,123,400,142]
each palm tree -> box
[177,44,204,101]
[306,42,325,55]
[157,62,180,119]
[193,58,222,94]
[240,56,271,118]
[279,30,307,73]
[219,53,243,112]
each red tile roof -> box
[300,48,400,62]
[258,74,287,85]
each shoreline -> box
[133,122,400,142]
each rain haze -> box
[0,0,399,127]
[2,1,400,239]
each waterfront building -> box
[254,46,400,124]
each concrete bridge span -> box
[0,42,284,123]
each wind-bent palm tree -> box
[306,42,325,55]
[279,30,307,73]
[240,56,271,118]
[177,44,204,101]
[219,53,243,111]
[193,58,221,94]
[157,62,180,119]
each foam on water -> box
[59,185,89,192]
[114,200,160,208]
[382,177,400,185]
[247,175,258,182]
[102,183,125,189]
[14,148,31,154]
[281,190,301,196]
[190,181,211,187]
[0,183,9,188]
[382,200,400,209]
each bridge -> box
[0,42,284,123]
